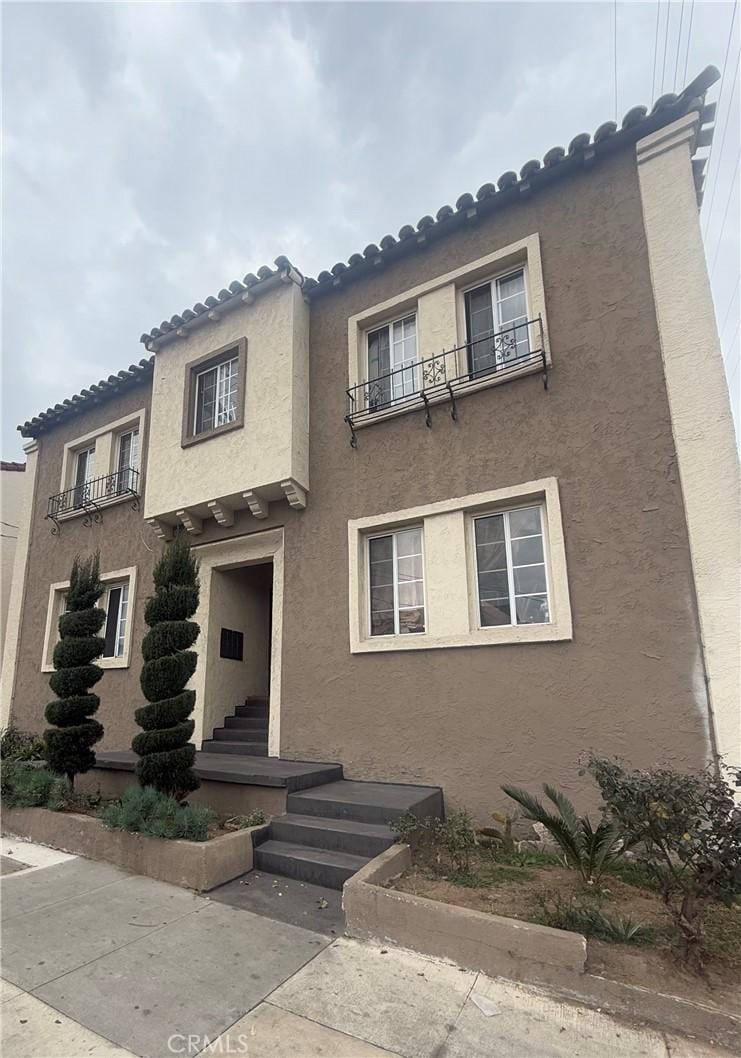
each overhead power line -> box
[652,1,661,100]
[709,146,741,278]
[614,0,618,121]
[718,277,740,342]
[702,1,739,233]
[682,0,695,86]
[660,0,671,93]
[673,1,685,92]
[702,49,740,234]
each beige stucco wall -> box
[0,466,26,677]
[636,114,741,765]
[144,279,310,524]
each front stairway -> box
[201,696,269,757]
[254,779,443,889]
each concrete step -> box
[201,739,267,757]
[213,727,268,743]
[235,702,269,718]
[287,779,442,825]
[270,813,396,858]
[224,716,268,732]
[254,839,369,890]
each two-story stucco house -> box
[1,67,739,887]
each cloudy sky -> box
[2,0,738,460]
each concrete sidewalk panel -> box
[1,857,129,920]
[270,936,476,1058]
[34,903,329,1058]
[2,990,134,1058]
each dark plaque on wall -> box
[220,628,244,661]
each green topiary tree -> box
[44,553,105,786]
[133,535,200,799]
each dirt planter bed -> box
[2,807,265,892]
[343,845,741,1052]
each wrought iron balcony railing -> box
[345,316,546,444]
[47,467,140,531]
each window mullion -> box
[392,532,400,635]
[503,511,517,626]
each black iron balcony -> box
[345,316,547,444]
[47,467,140,531]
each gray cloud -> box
[2,1,737,459]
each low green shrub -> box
[0,726,46,762]
[534,889,654,945]
[1,763,57,807]
[99,784,215,841]
[393,810,478,874]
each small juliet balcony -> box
[344,316,547,445]
[47,467,141,533]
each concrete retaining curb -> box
[2,807,264,892]
[343,844,740,1052]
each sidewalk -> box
[0,839,728,1058]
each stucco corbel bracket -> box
[243,491,269,519]
[176,509,203,534]
[281,479,307,510]
[207,500,234,527]
[147,518,174,541]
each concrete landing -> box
[94,750,343,791]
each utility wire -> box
[682,0,695,86]
[709,147,741,278]
[719,277,740,342]
[702,50,740,234]
[673,1,685,91]
[660,0,671,93]
[726,318,740,386]
[614,0,618,121]
[652,1,661,100]
[702,1,739,231]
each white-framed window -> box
[194,357,238,435]
[42,567,137,671]
[473,504,550,628]
[368,526,425,636]
[463,269,530,376]
[366,313,418,408]
[115,429,140,493]
[71,445,95,507]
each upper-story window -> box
[72,445,96,506]
[181,338,247,448]
[116,428,139,492]
[464,269,530,377]
[367,314,418,409]
[473,504,550,627]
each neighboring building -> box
[0,461,26,680]
[1,67,739,822]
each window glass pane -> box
[511,535,544,566]
[508,507,543,539]
[369,535,394,636]
[369,535,393,564]
[391,315,418,400]
[398,581,424,608]
[371,611,395,636]
[370,585,394,613]
[399,607,425,635]
[480,598,511,627]
[475,514,504,546]
[515,595,550,624]
[497,271,525,302]
[103,587,121,658]
[118,433,131,472]
[195,367,218,433]
[216,358,238,426]
[475,541,507,572]
[513,564,547,596]
[396,528,422,558]
[397,554,423,582]
[116,583,129,657]
[478,570,510,599]
[466,285,495,341]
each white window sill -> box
[349,359,545,432]
[351,620,572,653]
[42,655,130,674]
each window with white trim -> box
[473,504,550,627]
[195,357,238,435]
[368,527,425,636]
[72,445,95,505]
[464,269,530,376]
[367,314,418,409]
[45,571,136,670]
[101,581,130,658]
[116,428,140,492]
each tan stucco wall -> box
[8,382,159,749]
[0,466,26,675]
[275,144,714,817]
[636,114,741,765]
[144,279,310,523]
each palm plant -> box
[501,783,624,885]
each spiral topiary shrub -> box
[133,535,200,799]
[44,553,105,786]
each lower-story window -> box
[42,566,137,671]
[473,504,550,627]
[368,527,425,636]
[102,582,130,658]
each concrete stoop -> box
[254,780,443,890]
